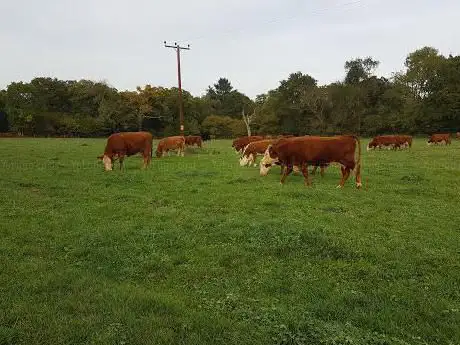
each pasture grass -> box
[0,137,459,345]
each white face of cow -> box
[102,155,113,171]
[366,144,372,152]
[259,148,278,176]
[239,155,249,166]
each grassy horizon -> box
[0,138,459,345]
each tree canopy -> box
[1,46,459,138]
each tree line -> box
[0,46,458,138]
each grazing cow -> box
[156,136,186,157]
[97,131,153,171]
[232,135,265,153]
[260,135,362,188]
[367,135,412,151]
[427,133,451,146]
[239,139,276,167]
[457,132,460,140]
[185,135,203,148]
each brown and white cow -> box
[367,135,412,151]
[156,136,186,157]
[256,136,327,176]
[232,136,265,154]
[427,133,451,146]
[260,135,362,188]
[185,135,203,148]
[239,139,275,167]
[97,131,153,171]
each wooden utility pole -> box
[164,41,190,136]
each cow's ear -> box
[268,145,274,154]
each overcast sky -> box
[1,0,459,98]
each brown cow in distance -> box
[367,135,412,151]
[427,133,451,146]
[457,132,460,140]
[156,136,186,157]
[260,135,362,188]
[97,131,153,171]
[185,135,203,148]
[232,136,265,153]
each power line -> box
[183,0,365,42]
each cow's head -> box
[155,150,162,158]
[239,154,250,167]
[98,155,113,171]
[259,145,279,176]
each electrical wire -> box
[181,0,365,43]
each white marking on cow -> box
[102,155,113,171]
[239,155,249,166]
[259,149,278,176]
[336,185,343,189]
[356,182,362,188]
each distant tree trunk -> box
[242,108,253,136]
[137,112,143,131]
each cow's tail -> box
[353,136,362,189]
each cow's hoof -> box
[356,182,362,189]
[336,185,343,189]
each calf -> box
[156,136,186,157]
[260,135,362,188]
[97,131,153,171]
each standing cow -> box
[185,135,203,148]
[232,136,265,154]
[427,133,451,146]
[260,135,362,188]
[367,135,412,151]
[239,139,275,167]
[97,131,153,171]
[156,136,186,157]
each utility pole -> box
[164,41,190,136]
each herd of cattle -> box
[98,131,458,188]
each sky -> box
[1,0,459,98]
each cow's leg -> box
[280,164,285,175]
[311,165,318,175]
[320,165,325,178]
[280,165,293,184]
[119,155,125,170]
[301,163,310,186]
[143,148,151,168]
[142,154,149,169]
[337,166,351,188]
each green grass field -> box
[1,137,459,345]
